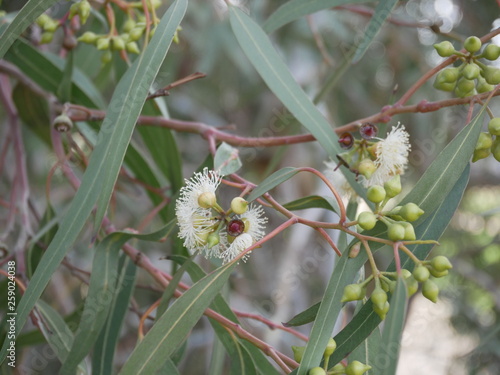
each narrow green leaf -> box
[57,50,74,102]
[60,222,173,374]
[0,0,186,363]
[283,302,320,327]
[119,262,237,375]
[214,142,242,176]
[246,167,299,202]
[283,195,339,215]
[158,360,181,375]
[263,0,368,33]
[352,0,399,63]
[0,0,59,59]
[349,314,381,372]
[92,255,137,375]
[372,278,407,375]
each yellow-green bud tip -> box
[346,360,372,375]
[198,192,217,209]
[231,197,248,215]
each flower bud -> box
[373,300,390,320]
[476,78,494,93]
[482,66,500,85]
[384,175,402,198]
[78,31,98,44]
[291,345,305,363]
[341,283,366,303]
[492,140,500,162]
[413,265,430,283]
[422,279,439,303]
[475,132,493,150]
[357,211,377,231]
[346,360,372,375]
[405,276,418,296]
[433,79,455,92]
[36,14,51,27]
[399,203,424,222]
[40,32,54,44]
[324,338,337,357]
[69,2,80,19]
[482,44,500,61]
[472,148,490,162]
[101,50,113,64]
[401,222,416,241]
[430,255,453,272]
[429,268,449,278]
[434,41,455,57]
[123,19,136,32]
[401,269,412,279]
[129,27,145,41]
[462,63,481,80]
[111,36,126,51]
[464,36,482,53]
[332,363,346,373]
[488,118,500,136]
[387,223,405,241]
[358,158,377,179]
[206,232,220,249]
[197,192,217,208]
[441,67,460,83]
[308,367,327,375]
[97,37,110,50]
[456,77,476,94]
[381,278,396,294]
[53,114,73,132]
[370,285,387,311]
[126,41,141,54]
[367,185,386,204]
[43,19,59,32]
[231,197,248,215]
[79,0,91,24]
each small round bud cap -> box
[464,36,482,53]
[387,223,405,241]
[346,360,372,375]
[367,185,386,204]
[422,279,439,303]
[357,211,377,231]
[434,41,455,57]
[198,192,217,209]
[413,265,430,283]
[231,197,248,215]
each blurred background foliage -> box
[1,0,500,374]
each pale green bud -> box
[482,44,500,60]
[384,175,402,198]
[231,197,248,215]
[434,41,455,57]
[464,36,482,53]
[198,192,217,208]
[367,185,386,204]
[413,265,430,283]
[422,279,439,303]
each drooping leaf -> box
[283,302,320,327]
[246,167,299,202]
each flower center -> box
[360,123,378,139]
[338,132,354,149]
[227,219,245,237]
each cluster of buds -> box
[293,338,371,375]
[341,254,452,320]
[433,36,500,97]
[356,175,424,242]
[472,118,500,162]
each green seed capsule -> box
[475,132,493,150]
[422,279,439,303]
[430,255,453,272]
[472,148,490,162]
[413,265,430,283]
[357,211,377,231]
[367,185,386,204]
[462,63,481,80]
[482,44,500,61]
[341,283,366,303]
[345,360,372,375]
[387,223,405,241]
[405,276,419,296]
[464,36,482,53]
[400,203,424,222]
[488,118,500,136]
[434,41,455,57]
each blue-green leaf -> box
[214,142,242,176]
[246,167,299,202]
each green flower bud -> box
[341,283,366,303]
[413,265,430,283]
[231,197,248,215]
[475,132,493,150]
[111,36,126,51]
[40,31,54,44]
[149,26,157,38]
[370,285,388,311]
[129,27,145,41]
[367,185,386,204]
[206,232,220,249]
[433,79,455,92]
[434,41,456,57]
[405,276,418,296]
[430,255,453,272]
[401,222,416,241]
[36,14,51,27]
[387,223,405,241]
[123,19,136,32]
[324,338,337,357]
[462,63,481,80]
[381,278,396,294]
[456,77,476,93]
[43,19,59,32]
[482,66,500,85]
[488,118,500,136]
[401,269,412,279]
[384,175,402,198]
[476,78,494,93]
[308,367,327,375]
[482,44,500,61]
[346,360,372,375]
[124,42,139,54]
[198,192,217,208]
[77,31,98,44]
[373,300,390,320]
[441,67,460,83]
[291,345,305,363]
[472,148,490,162]
[79,0,91,24]
[358,158,377,179]
[357,211,377,231]
[69,2,80,19]
[429,268,449,278]
[97,37,110,50]
[464,36,482,53]
[101,50,113,64]
[52,114,73,132]
[422,279,439,303]
[399,203,424,222]
[492,140,500,162]
[331,363,346,373]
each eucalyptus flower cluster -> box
[175,168,267,264]
[433,36,500,97]
[472,118,500,162]
[334,122,411,188]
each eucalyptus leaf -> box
[214,142,242,176]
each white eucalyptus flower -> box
[364,123,411,187]
[175,168,221,251]
[221,233,253,264]
[323,160,356,200]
